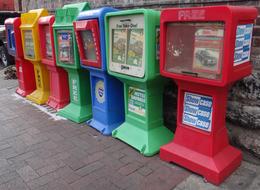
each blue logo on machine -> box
[61,33,69,40]
[183,92,213,132]
[95,80,105,104]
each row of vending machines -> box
[4,3,257,185]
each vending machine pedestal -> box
[58,69,91,123]
[45,66,69,109]
[15,58,36,96]
[113,80,172,156]
[160,82,241,185]
[26,61,50,104]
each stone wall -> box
[0,0,14,11]
[15,0,260,158]
[16,0,260,12]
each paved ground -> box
[0,68,260,190]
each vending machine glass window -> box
[109,14,145,78]
[57,30,74,64]
[24,30,35,59]
[7,29,16,50]
[165,22,224,80]
[11,31,16,49]
[127,29,144,67]
[44,26,53,59]
[80,30,97,61]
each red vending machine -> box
[5,17,36,96]
[38,15,70,109]
[159,6,257,185]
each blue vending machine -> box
[74,7,124,135]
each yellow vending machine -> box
[20,9,50,104]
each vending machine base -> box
[47,96,68,110]
[112,82,173,156]
[26,62,50,104]
[113,122,173,156]
[15,58,36,97]
[46,66,69,110]
[160,142,241,185]
[160,81,242,185]
[87,119,123,136]
[57,69,92,123]
[86,71,124,136]
[58,103,92,123]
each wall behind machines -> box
[0,0,15,11]
[15,0,260,159]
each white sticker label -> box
[183,92,213,132]
[234,24,253,66]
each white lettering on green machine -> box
[128,87,146,116]
[72,79,78,102]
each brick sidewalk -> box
[0,74,259,190]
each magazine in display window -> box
[45,27,52,59]
[81,30,97,61]
[112,29,127,64]
[127,29,144,67]
[192,25,224,74]
[58,31,74,64]
[24,30,35,59]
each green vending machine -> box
[53,2,92,123]
[105,9,173,156]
